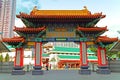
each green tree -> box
[89,43,118,58]
[89,45,97,55]
[105,43,118,59]
[89,45,97,52]
[5,53,10,62]
[0,55,3,62]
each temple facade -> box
[2,6,118,75]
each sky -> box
[15,0,120,38]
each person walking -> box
[46,63,49,71]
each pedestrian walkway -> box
[0,70,120,80]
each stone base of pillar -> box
[12,70,25,75]
[79,69,91,75]
[12,66,25,75]
[96,66,111,74]
[32,70,44,75]
[79,66,91,75]
[32,66,44,75]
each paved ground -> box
[0,70,120,80]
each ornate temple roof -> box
[17,12,105,19]
[77,26,108,32]
[16,6,105,19]
[96,36,118,43]
[2,37,25,43]
[14,26,46,33]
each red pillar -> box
[34,42,42,67]
[80,42,88,66]
[32,42,43,75]
[96,46,110,74]
[97,46,108,66]
[79,42,91,74]
[14,47,24,67]
[12,47,25,75]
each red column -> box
[97,46,108,66]
[34,42,42,66]
[14,48,24,67]
[80,42,88,66]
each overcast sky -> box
[15,0,120,38]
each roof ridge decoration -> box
[29,6,94,16]
[16,6,106,19]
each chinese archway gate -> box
[2,6,118,75]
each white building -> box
[0,0,16,38]
[48,42,79,48]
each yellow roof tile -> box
[30,6,91,15]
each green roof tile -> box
[53,47,79,52]
[53,47,95,54]
[88,56,97,59]
[58,55,80,59]
[58,55,97,60]
[42,53,49,57]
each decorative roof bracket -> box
[77,30,85,38]
[20,17,35,27]
[95,31,105,38]
[16,31,27,38]
[16,42,24,48]
[98,42,105,48]
[86,18,101,27]
[36,30,46,38]
[80,38,87,41]
[35,38,42,42]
